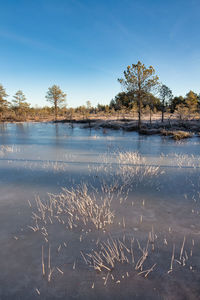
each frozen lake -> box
[0,122,200,299]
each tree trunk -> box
[55,103,58,121]
[161,100,164,122]
[138,74,142,130]
[150,109,152,125]
[138,104,141,129]
[138,95,142,130]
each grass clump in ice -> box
[30,183,115,233]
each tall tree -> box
[46,85,66,120]
[143,93,161,124]
[159,84,173,122]
[0,84,9,119]
[118,61,159,129]
[12,90,30,117]
[110,91,134,110]
[86,100,91,110]
[175,104,189,120]
[185,91,198,116]
[170,96,185,113]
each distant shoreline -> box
[1,116,200,140]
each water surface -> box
[0,122,200,299]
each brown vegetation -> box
[161,130,193,140]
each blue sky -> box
[0,0,200,107]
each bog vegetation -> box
[0,61,199,126]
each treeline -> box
[109,90,200,118]
[0,84,67,121]
[0,61,200,124]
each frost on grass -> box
[30,183,115,233]
[26,149,200,290]
[89,151,163,191]
[83,232,198,285]
[117,151,162,187]
[174,153,200,168]
[0,145,20,155]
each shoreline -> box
[1,117,200,140]
[56,118,200,139]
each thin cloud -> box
[0,29,73,58]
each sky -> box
[0,0,200,108]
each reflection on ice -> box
[0,123,200,299]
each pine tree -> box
[185,91,198,116]
[0,84,9,119]
[12,90,30,118]
[46,85,66,120]
[159,84,173,122]
[118,61,159,129]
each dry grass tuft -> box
[161,130,193,140]
[84,235,156,278]
[30,183,115,232]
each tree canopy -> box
[0,84,9,113]
[118,61,159,128]
[185,90,198,113]
[12,90,30,109]
[46,85,66,120]
[110,92,134,110]
[159,84,173,122]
